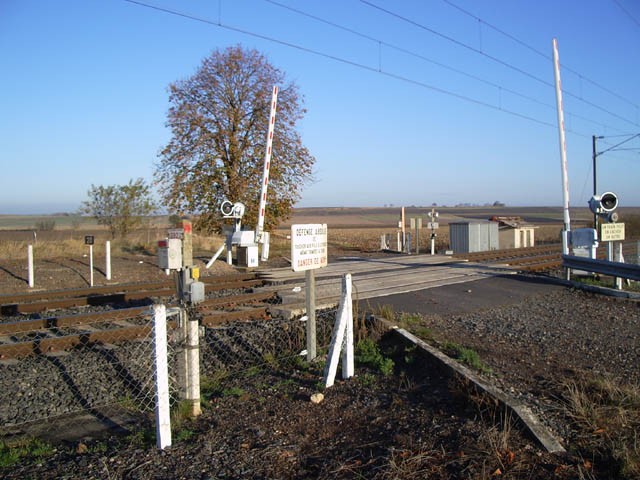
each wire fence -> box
[0,275,360,444]
[199,311,336,379]
[0,309,180,430]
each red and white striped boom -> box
[255,85,278,243]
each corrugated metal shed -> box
[449,221,499,253]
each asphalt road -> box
[359,273,568,317]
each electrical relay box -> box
[158,238,182,270]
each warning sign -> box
[601,223,625,242]
[291,224,328,272]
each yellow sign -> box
[601,223,625,242]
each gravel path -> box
[363,274,640,445]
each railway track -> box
[453,244,563,271]
[453,240,638,272]
[0,273,278,360]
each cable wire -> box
[360,0,639,128]
[442,0,640,110]
[264,0,630,134]
[124,0,622,138]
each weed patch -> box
[355,338,394,376]
[442,341,492,374]
[0,438,54,468]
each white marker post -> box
[105,240,111,281]
[323,273,354,388]
[28,244,34,288]
[153,304,172,450]
[291,223,328,361]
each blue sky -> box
[1,0,639,214]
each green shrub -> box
[355,338,394,376]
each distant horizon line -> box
[2,204,639,216]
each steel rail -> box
[198,291,277,309]
[0,273,259,304]
[201,307,271,326]
[0,290,276,359]
[0,306,152,335]
[0,275,264,316]
[1,289,176,315]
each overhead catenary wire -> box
[360,0,640,129]
[124,0,630,139]
[263,0,617,133]
[612,0,640,28]
[442,0,640,110]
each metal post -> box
[592,136,598,230]
[105,240,111,281]
[401,207,406,252]
[615,242,623,290]
[89,244,94,287]
[28,244,34,288]
[552,38,572,279]
[305,269,316,361]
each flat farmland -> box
[279,205,624,228]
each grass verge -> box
[563,375,640,479]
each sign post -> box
[601,223,625,289]
[428,208,439,255]
[85,235,94,287]
[291,224,328,361]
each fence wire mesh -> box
[0,308,179,429]
[0,274,362,439]
[199,310,335,379]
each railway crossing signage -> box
[167,228,184,240]
[601,223,625,242]
[291,224,328,272]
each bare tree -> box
[155,45,315,232]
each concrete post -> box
[185,314,201,416]
[306,269,316,361]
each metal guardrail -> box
[562,254,640,281]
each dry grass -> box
[0,228,227,261]
[563,375,640,479]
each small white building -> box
[491,216,537,249]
